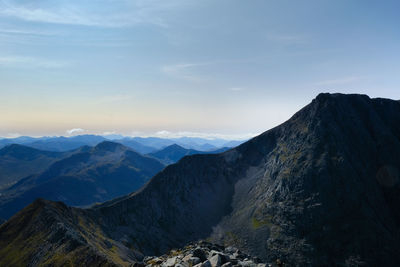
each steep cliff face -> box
[1,93,399,266]
[95,93,400,266]
[209,94,400,265]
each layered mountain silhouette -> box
[113,138,156,154]
[1,93,400,266]
[0,141,164,220]
[118,137,242,151]
[26,135,107,152]
[0,135,242,155]
[0,135,106,152]
[0,144,81,190]
[0,136,38,148]
[148,144,230,164]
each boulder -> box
[193,248,207,262]
[209,254,222,267]
[201,260,212,267]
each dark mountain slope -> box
[93,93,400,265]
[0,141,164,219]
[148,144,230,164]
[1,93,400,266]
[206,94,400,265]
[0,145,70,190]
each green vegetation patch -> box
[251,215,273,229]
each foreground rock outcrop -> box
[143,241,273,267]
[0,93,400,266]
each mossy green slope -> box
[0,199,134,266]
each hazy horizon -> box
[0,130,255,140]
[1,0,399,138]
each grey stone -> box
[209,254,222,267]
[239,260,257,267]
[164,256,177,267]
[209,250,221,257]
[224,247,237,254]
[183,256,201,265]
[201,260,212,267]
[193,248,207,262]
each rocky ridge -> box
[0,93,400,266]
[142,241,275,267]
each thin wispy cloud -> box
[161,63,208,82]
[0,0,191,28]
[229,87,245,92]
[0,55,69,68]
[0,28,55,36]
[0,27,133,47]
[0,4,124,27]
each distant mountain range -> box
[115,137,245,152]
[112,138,156,154]
[148,144,230,164]
[0,141,235,219]
[28,135,106,152]
[0,135,106,152]
[0,141,164,220]
[0,135,246,153]
[1,93,399,266]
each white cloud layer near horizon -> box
[65,128,86,136]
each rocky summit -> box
[143,241,273,267]
[0,93,400,266]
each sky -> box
[0,0,399,139]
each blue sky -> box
[0,0,399,138]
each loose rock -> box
[144,241,271,267]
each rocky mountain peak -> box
[1,93,400,266]
[94,141,126,153]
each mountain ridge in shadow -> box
[0,141,165,220]
[1,93,400,266]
